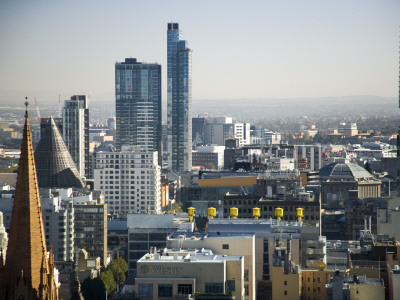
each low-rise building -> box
[136,248,243,299]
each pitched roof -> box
[2,110,52,297]
[35,117,84,188]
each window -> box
[244,284,249,296]
[244,269,249,281]
[284,281,287,286]
[284,291,287,295]
[138,284,153,297]
[222,244,229,249]
[226,280,235,292]
[205,283,223,294]
[177,284,192,294]
[158,284,172,297]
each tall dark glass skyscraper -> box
[115,58,162,164]
[167,23,192,172]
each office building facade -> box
[167,23,192,172]
[115,58,162,164]
[63,95,89,178]
[93,145,161,214]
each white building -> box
[263,131,281,145]
[63,95,89,178]
[234,123,251,146]
[94,145,161,214]
[192,145,225,169]
[40,189,75,262]
[203,117,234,146]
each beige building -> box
[167,232,256,300]
[271,266,301,300]
[326,271,385,300]
[167,218,325,300]
[136,249,244,299]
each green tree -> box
[108,259,126,284]
[81,277,105,300]
[168,201,183,213]
[100,270,116,294]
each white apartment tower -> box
[63,95,89,178]
[94,145,161,214]
[234,122,251,146]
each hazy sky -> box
[0,0,399,106]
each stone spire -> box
[0,100,59,299]
[35,116,84,188]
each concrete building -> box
[319,162,381,205]
[115,58,162,165]
[63,95,89,178]
[192,145,225,169]
[93,145,161,214]
[389,265,400,300]
[234,123,251,147]
[326,271,384,300]
[338,122,358,137]
[136,248,243,299]
[167,217,325,300]
[294,145,323,171]
[74,201,107,266]
[167,230,256,299]
[263,131,281,145]
[203,117,234,146]
[377,208,400,241]
[40,189,75,262]
[167,22,192,172]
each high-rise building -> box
[167,23,192,172]
[0,103,59,299]
[93,145,161,214]
[115,58,162,164]
[62,95,89,178]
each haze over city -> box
[0,0,399,107]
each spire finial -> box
[24,97,29,116]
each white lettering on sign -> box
[151,266,184,274]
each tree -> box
[108,258,127,284]
[81,277,106,300]
[168,201,183,213]
[100,270,117,294]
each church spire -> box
[0,99,59,299]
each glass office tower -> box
[167,23,192,172]
[115,58,162,164]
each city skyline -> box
[0,0,399,107]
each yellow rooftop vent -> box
[188,207,195,222]
[296,208,304,222]
[230,207,238,219]
[253,207,261,219]
[208,207,216,219]
[275,207,283,221]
